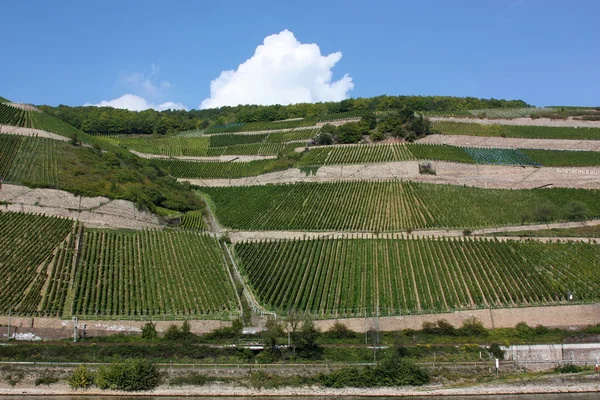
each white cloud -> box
[122,64,171,97]
[85,94,186,112]
[200,29,354,109]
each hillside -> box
[1,94,600,327]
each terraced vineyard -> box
[180,210,207,231]
[0,135,23,178]
[434,121,600,140]
[205,118,317,134]
[463,147,540,166]
[0,103,33,127]
[206,142,298,157]
[153,159,283,179]
[72,229,237,318]
[202,181,600,231]
[0,211,238,318]
[297,143,415,166]
[0,134,59,186]
[106,136,210,157]
[110,132,306,157]
[0,212,75,315]
[407,144,475,164]
[521,149,600,167]
[234,237,600,316]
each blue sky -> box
[1,0,598,109]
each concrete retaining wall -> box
[502,343,600,363]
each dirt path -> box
[431,116,600,128]
[0,124,69,141]
[228,219,600,243]
[0,184,162,230]
[129,150,276,162]
[419,134,600,151]
[184,161,600,190]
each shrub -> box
[68,365,94,390]
[554,363,584,374]
[141,322,158,340]
[488,343,505,360]
[565,201,588,221]
[324,322,358,340]
[35,375,59,386]
[422,319,457,336]
[96,359,160,391]
[459,317,488,336]
[2,366,24,387]
[319,357,429,388]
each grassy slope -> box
[0,95,9,102]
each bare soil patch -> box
[185,161,600,190]
[0,124,69,141]
[420,134,600,151]
[130,150,276,162]
[0,184,161,230]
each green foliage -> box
[34,375,59,387]
[68,365,94,390]
[554,363,584,373]
[336,122,364,143]
[319,357,429,388]
[40,95,528,135]
[234,236,600,315]
[0,212,73,315]
[324,322,359,340]
[203,180,600,232]
[314,131,334,145]
[0,133,203,212]
[96,359,161,391]
[434,121,600,140]
[488,343,505,360]
[2,366,24,387]
[565,201,589,221]
[154,158,287,179]
[370,130,384,142]
[141,322,158,340]
[361,112,377,130]
[293,316,323,359]
[71,230,238,318]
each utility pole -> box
[7,307,11,340]
[72,316,78,343]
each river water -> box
[2,395,598,400]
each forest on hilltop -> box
[39,95,529,135]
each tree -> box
[263,318,284,357]
[315,131,334,145]
[294,315,323,359]
[320,123,337,136]
[360,112,377,130]
[141,322,158,340]
[336,122,363,144]
[377,116,406,138]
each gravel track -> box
[431,116,600,128]
[228,219,600,243]
[419,134,600,151]
[0,124,69,141]
[130,150,276,162]
[184,161,600,190]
